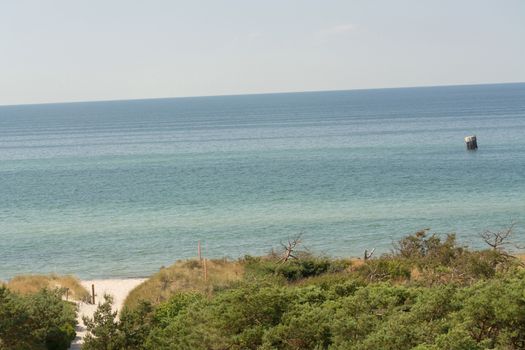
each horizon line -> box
[1,80,524,108]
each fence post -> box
[204,259,208,282]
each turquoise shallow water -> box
[1,83,524,279]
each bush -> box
[152,292,203,327]
[82,295,122,350]
[386,230,519,286]
[356,258,412,282]
[0,287,76,350]
[243,255,351,282]
[394,230,463,267]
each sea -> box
[1,83,524,280]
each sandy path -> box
[69,278,146,350]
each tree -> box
[82,294,123,350]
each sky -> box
[1,0,524,105]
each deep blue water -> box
[1,83,524,279]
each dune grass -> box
[124,258,244,309]
[6,274,90,301]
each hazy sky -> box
[1,0,524,105]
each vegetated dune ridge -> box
[3,227,525,349]
[78,229,525,349]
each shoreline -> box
[6,249,525,283]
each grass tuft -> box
[7,274,90,301]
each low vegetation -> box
[6,274,90,302]
[80,226,525,349]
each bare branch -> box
[479,222,516,252]
[364,248,376,261]
[279,233,303,263]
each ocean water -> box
[1,83,524,280]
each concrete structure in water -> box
[465,135,478,150]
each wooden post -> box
[364,248,375,261]
[465,135,478,150]
[65,288,69,301]
[91,284,95,304]
[203,258,208,282]
[198,241,202,261]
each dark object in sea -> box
[465,135,478,150]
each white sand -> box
[69,278,146,350]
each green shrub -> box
[357,258,412,281]
[243,255,350,282]
[82,295,123,350]
[388,229,520,286]
[0,287,76,350]
[394,230,463,267]
[152,292,203,327]
[261,303,333,349]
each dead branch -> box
[479,222,516,252]
[279,233,303,263]
[364,248,376,261]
